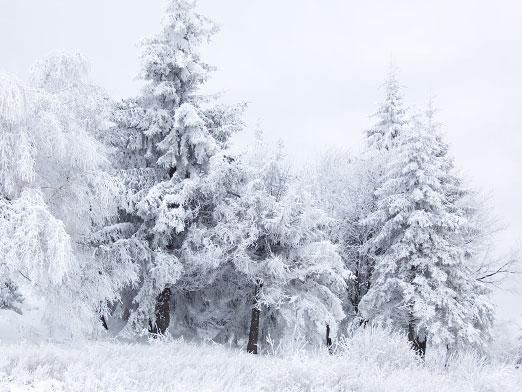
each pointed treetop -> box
[140,0,217,92]
[366,63,408,152]
[424,93,439,131]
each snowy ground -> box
[1,330,521,392]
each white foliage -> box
[0,52,125,337]
[0,74,35,197]
[100,0,243,334]
[366,66,408,152]
[157,103,217,177]
[0,74,27,124]
[151,251,183,289]
[30,51,89,93]
[305,149,385,327]
[360,113,493,349]
[188,138,353,343]
[2,189,72,286]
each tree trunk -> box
[149,287,172,335]
[247,282,262,354]
[408,320,426,358]
[326,323,333,353]
[418,336,426,358]
[100,315,109,330]
[352,268,361,314]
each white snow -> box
[0,327,520,392]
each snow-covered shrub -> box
[338,324,419,370]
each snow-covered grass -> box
[1,328,520,392]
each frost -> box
[360,111,493,350]
[1,334,521,391]
[0,74,26,124]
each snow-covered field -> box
[1,329,521,392]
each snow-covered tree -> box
[192,138,352,353]
[366,65,408,151]
[98,0,244,336]
[0,74,34,198]
[359,111,493,355]
[305,150,382,327]
[0,73,74,325]
[0,52,131,337]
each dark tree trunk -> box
[352,268,361,315]
[100,315,109,330]
[408,320,426,358]
[418,336,426,358]
[247,307,260,354]
[326,323,333,353]
[444,344,451,368]
[351,251,373,322]
[149,287,172,335]
[247,282,262,354]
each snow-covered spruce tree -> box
[97,0,244,336]
[198,139,352,353]
[0,53,129,336]
[366,65,408,151]
[359,112,493,356]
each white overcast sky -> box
[1,0,521,327]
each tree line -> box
[0,0,509,357]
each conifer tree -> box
[199,139,352,353]
[98,0,243,336]
[360,112,493,355]
[366,65,408,151]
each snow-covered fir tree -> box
[366,65,408,151]
[97,0,244,336]
[345,66,411,323]
[359,110,493,355]
[193,137,352,353]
